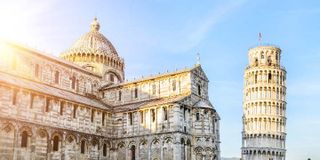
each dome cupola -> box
[62,17,119,57]
[90,17,100,31]
[60,17,125,84]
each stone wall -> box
[0,84,112,137]
[103,72,192,107]
[0,42,221,160]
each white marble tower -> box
[241,45,287,160]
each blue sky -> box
[0,0,319,159]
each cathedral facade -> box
[241,46,287,160]
[0,18,221,160]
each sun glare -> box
[0,40,14,67]
[0,1,49,43]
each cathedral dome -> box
[62,17,118,57]
[60,17,125,83]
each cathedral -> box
[0,18,221,160]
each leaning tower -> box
[241,45,287,160]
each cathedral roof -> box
[112,95,189,112]
[5,41,101,77]
[194,100,213,109]
[102,65,208,90]
[61,17,118,57]
[0,71,109,110]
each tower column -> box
[241,46,287,160]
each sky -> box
[0,0,319,159]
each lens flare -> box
[0,40,14,67]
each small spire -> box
[196,52,201,66]
[258,32,262,45]
[90,17,100,31]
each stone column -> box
[148,140,151,160]
[125,146,128,160]
[191,147,196,160]
[30,131,36,160]
[155,108,158,132]
[185,108,189,132]
[145,109,150,131]
[61,131,66,160]
[136,143,140,160]
[172,104,180,131]
[158,107,163,131]
[160,142,163,160]
[13,125,19,160]
[138,111,141,134]
[173,140,181,160]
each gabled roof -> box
[193,100,213,109]
[101,64,205,90]
[113,95,189,112]
[191,64,209,82]
[2,40,101,78]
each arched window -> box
[45,97,50,112]
[172,80,176,91]
[151,109,156,122]
[110,74,114,82]
[60,101,64,115]
[163,107,168,121]
[92,140,98,149]
[261,52,264,59]
[70,76,76,89]
[91,109,95,123]
[21,131,28,148]
[255,74,258,84]
[118,91,122,101]
[130,145,136,160]
[267,56,272,66]
[54,71,60,84]
[134,88,138,98]
[213,119,216,133]
[73,105,77,119]
[102,112,105,126]
[12,89,18,105]
[81,140,86,154]
[181,138,185,144]
[152,84,156,95]
[34,64,40,78]
[129,112,133,125]
[30,93,34,108]
[103,143,107,157]
[140,111,144,124]
[197,84,201,96]
[180,138,186,160]
[268,73,272,82]
[196,112,200,121]
[53,136,59,151]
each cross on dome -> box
[90,17,100,32]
